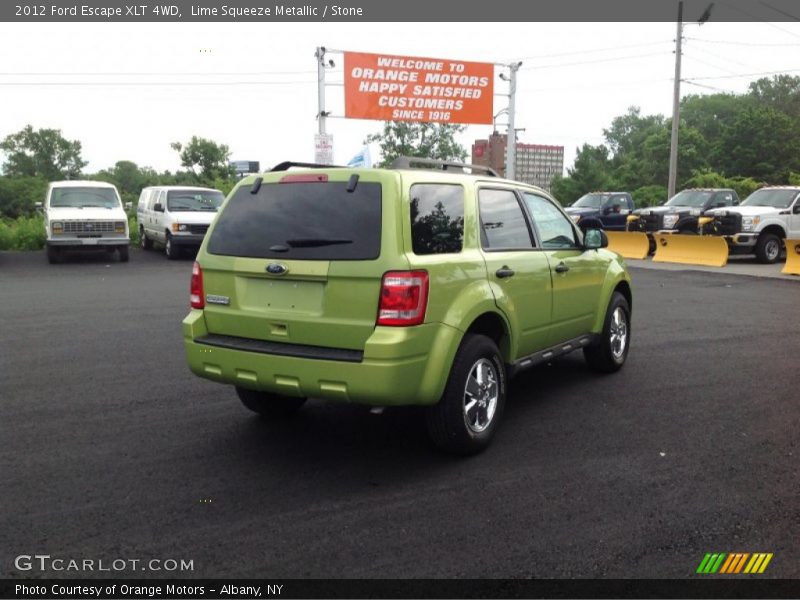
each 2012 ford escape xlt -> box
[183,158,633,454]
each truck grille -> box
[189,224,209,235]
[712,213,742,236]
[63,221,116,233]
[641,213,662,232]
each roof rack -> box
[390,156,499,177]
[270,161,345,172]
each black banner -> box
[2,579,800,600]
[2,0,800,22]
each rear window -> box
[207,181,382,260]
[410,183,464,255]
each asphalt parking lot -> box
[2,248,799,579]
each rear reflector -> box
[279,174,328,183]
[377,271,429,326]
[190,261,204,309]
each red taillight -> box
[190,261,204,309]
[377,271,429,326]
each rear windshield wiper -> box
[285,238,353,248]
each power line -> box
[683,53,741,76]
[0,70,317,76]
[508,39,673,62]
[0,80,316,86]
[758,0,800,21]
[685,36,800,47]
[686,67,800,80]
[684,44,763,71]
[682,80,741,93]
[520,51,668,71]
[716,0,800,39]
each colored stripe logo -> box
[696,553,773,574]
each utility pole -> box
[668,1,683,199]
[315,46,327,135]
[505,62,522,181]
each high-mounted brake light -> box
[377,271,429,326]
[190,261,204,309]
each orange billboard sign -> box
[344,51,494,125]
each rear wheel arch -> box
[465,311,512,362]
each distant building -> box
[472,133,564,192]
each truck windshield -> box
[741,189,797,209]
[665,190,713,208]
[572,194,609,208]
[50,187,119,208]
[167,190,225,212]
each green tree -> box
[0,175,49,218]
[0,125,86,180]
[365,122,467,167]
[717,105,800,181]
[550,144,612,204]
[171,136,234,182]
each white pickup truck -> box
[38,181,131,264]
[704,186,800,263]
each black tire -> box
[165,233,179,260]
[425,334,507,455]
[46,245,61,264]
[647,236,656,255]
[140,227,153,250]
[117,245,130,263]
[236,387,306,418]
[584,291,631,373]
[755,232,782,264]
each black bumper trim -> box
[196,333,364,363]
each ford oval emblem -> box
[266,263,288,275]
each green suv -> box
[183,158,633,454]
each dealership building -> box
[471,133,564,192]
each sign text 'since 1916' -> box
[344,51,494,125]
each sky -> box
[1,18,800,175]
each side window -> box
[523,193,578,249]
[478,189,533,250]
[607,195,628,213]
[409,183,464,255]
[157,190,166,208]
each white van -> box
[136,186,225,259]
[38,181,131,264]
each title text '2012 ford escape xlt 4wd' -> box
[183,159,633,454]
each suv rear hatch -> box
[199,171,405,352]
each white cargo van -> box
[136,186,225,259]
[39,181,131,264]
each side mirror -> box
[794,204,800,214]
[124,202,132,210]
[153,203,164,212]
[35,202,43,211]
[584,228,608,250]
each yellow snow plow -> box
[652,233,729,267]
[782,239,800,275]
[605,231,650,260]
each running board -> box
[509,334,600,377]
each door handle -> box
[555,262,570,273]
[495,266,515,279]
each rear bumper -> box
[182,310,462,406]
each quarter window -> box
[523,193,578,249]
[478,189,533,250]
[409,184,464,255]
